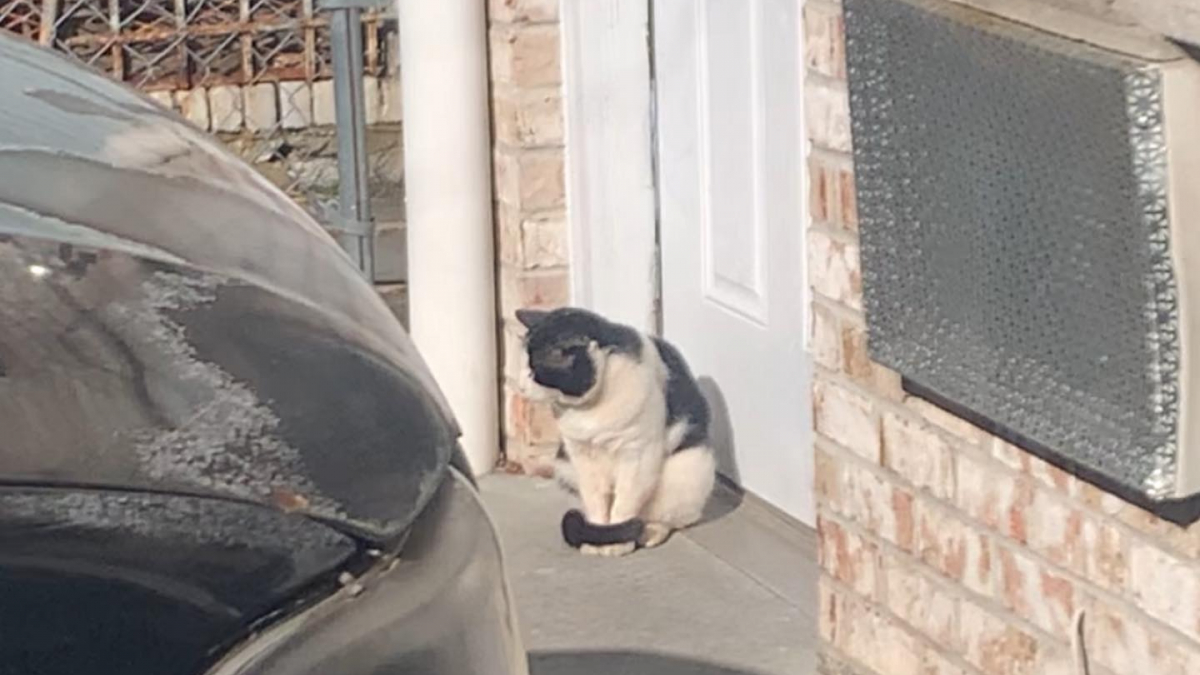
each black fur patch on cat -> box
[519,307,711,450]
[517,308,642,397]
[653,338,710,452]
[561,509,644,548]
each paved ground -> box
[480,474,818,675]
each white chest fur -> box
[556,335,669,455]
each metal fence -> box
[0,0,397,275]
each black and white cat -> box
[516,307,716,556]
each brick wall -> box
[806,1,1200,674]
[488,0,569,475]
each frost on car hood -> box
[0,34,456,544]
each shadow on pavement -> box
[530,650,765,675]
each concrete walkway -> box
[480,474,818,675]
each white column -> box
[397,0,499,475]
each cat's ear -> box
[516,308,551,330]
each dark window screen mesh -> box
[844,0,1181,500]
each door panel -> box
[655,0,812,523]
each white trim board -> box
[560,0,659,333]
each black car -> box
[0,32,528,675]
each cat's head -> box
[516,307,637,406]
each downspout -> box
[397,0,499,475]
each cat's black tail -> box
[561,509,644,548]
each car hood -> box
[0,34,458,544]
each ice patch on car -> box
[106,269,344,520]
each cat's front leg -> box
[609,447,663,524]
[568,447,614,527]
[581,446,663,557]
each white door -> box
[654,0,812,523]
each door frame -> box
[560,0,660,333]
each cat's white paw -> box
[580,542,636,557]
[640,522,672,549]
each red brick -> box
[816,446,841,505]
[498,267,570,321]
[1130,541,1200,641]
[506,389,558,445]
[916,502,968,580]
[1073,477,1127,517]
[1082,516,1127,592]
[828,454,915,551]
[819,575,840,646]
[882,412,954,500]
[906,396,988,446]
[956,454,1032,543]
[496,201,524,267]
[990,439,1080,497]
[959,601,1040,675]
[814,378,880,463]
[1084,598,1194,675]
[804,2,846,80]
[840,321,872,381]
[996,547,1075,639]
[921,650,970,675]
[1024,490,1127,593]
[872,365,906,403]
[502,389,558,478]
[806,78,852,153]
[870,619,924,675]
[838,168,858,231]
[894,489,916,553]
[839,322,903,400]
[497,203,567,271]
[493,147,522,206]
[521,212,568,268]
[825,586,923,675]
[811,151,859,230]
[818,516,879,598]
[492,85,564,149]
[916,500,994,596]
[809,154,857,232]
[1032,647,1084,675]
[811,303,842,371]
[489,23,561,88]
[989,438,1028,473]
[1023,490,1082,564]
[500,322,528,384]
[1026,455,1076,495]
[1109,500,1200,560]
[518,149,566,211]
[810,157,833,223]
[808,229,863,311]
[489,0,558,23]
[883,559,960,651]
[492,146,565,212]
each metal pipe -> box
[397,0,499,475]
[329,4,374,279]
